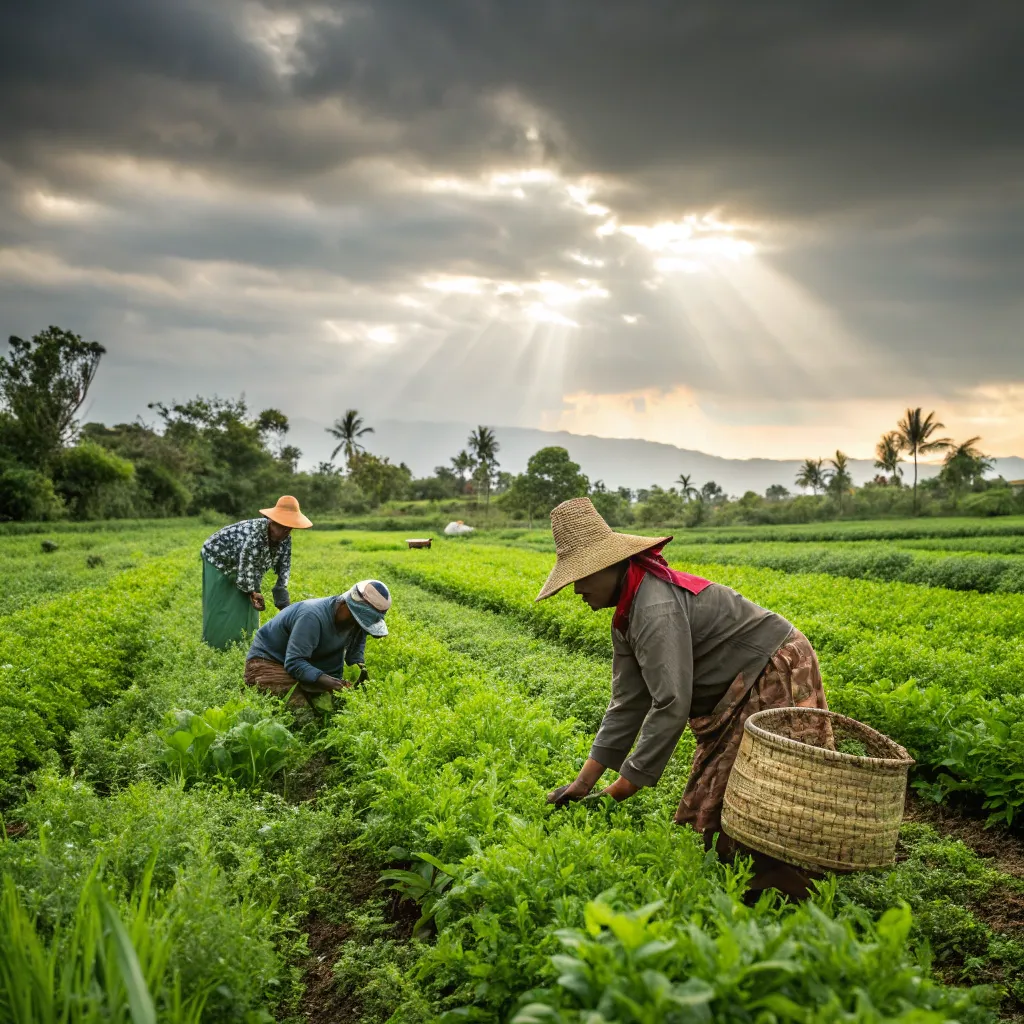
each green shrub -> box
[54,442,136,520]
[961,489,1020,517]
[0,464,65,522]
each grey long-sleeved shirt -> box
[591,575,794,789]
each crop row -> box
[389,578,1024,1003]
[0,550,194,800]
[681,517,1024,545]
[293,551,1001,1021]
[667,541,1024,595]
[0,525,207,617]
[374,541,1024,824]
[1,536,1019,1019]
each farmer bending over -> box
[537,498,833,903]
[245,579,391,707]
[200,496,312,649]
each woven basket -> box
[721,707,914,872]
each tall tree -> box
[326,409,374,466]
[896,408,951,513]
[467,425,500,508]
[795,458,826,495]
[700,480,725,503]
[873,432,904,485]
[676,473,699,502]
[347,451,411,507]
[826,450,853,515]
[502,446,588,527]
[940,437,993,509]
[0,327,106,469]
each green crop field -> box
[2,520,1024,1022]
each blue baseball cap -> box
[342,579,391,637]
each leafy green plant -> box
[161,703,298,789]
[380,849,461,938]
[509,899,993,1024]
[0,858,209,1024]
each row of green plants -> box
[668,542,1024,595]
[679,517,1024,545]
[0,524,207,618]
[376,541,1024,824]
[393,580,1024,1007]
[0,550,192,800]
[2,531,1022,1019]
[0,555,373,1021]
[291,555,997,1021]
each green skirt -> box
[202,557,260,650]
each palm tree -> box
[941,437,993,509]
[795,458,826,495]
[895,408,951,514]
[827,450,853,516]
[873,432,904,485]
[676,474,699,502]
[450,450,476,493]
[326,409,374,466]
[467,426,500,508]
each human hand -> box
[315,673,351,692]
[596,776,640,802]
[546,780,592,807]
[355,664,370,687]
[250,592,266,611]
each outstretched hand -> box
[546,782,590,807]
[597,776,641,802]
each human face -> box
[573,562,627,611]
[335,600,353,627]
[268,521,292,544]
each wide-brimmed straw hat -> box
[535,497,670,601]
[260,495,313,529]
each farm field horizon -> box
[2,517,1024,1022]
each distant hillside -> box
[288,418,1024,497]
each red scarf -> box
[612,545,712,633]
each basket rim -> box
[743,707,914,768]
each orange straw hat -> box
[535,497,669,601]
[260,495,313,529]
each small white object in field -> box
[444,521,474,536]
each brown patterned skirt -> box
[674,628,833,836]
[244,657,309,707]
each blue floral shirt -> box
[201,518,291,594]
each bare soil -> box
[904,792,1024,881]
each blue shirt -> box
[246,596,366,684]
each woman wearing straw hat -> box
[538,497,834,902]
[200,495,312,650]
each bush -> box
[961,489,1019,517]
[0,465,65,522]
[134,460,192,517]
[54,442,135,520]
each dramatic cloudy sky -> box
[2,0,1022,461]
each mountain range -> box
[286,419,1024,497]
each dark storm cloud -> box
[3,0,1022,216]
[290,0,1024,216]
[1,0,1022,443]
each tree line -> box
[795,408,1001,517]
[1,327,1019,525]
